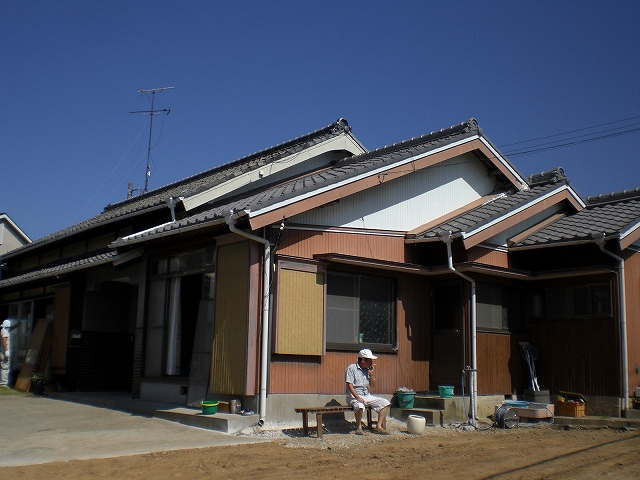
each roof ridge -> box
[527,167,569,187]
[334,118,480,167]
[587,187,640,206]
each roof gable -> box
[513,188,640,250]
[408,180,585,248]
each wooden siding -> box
[625,251,640,393]
[269,273,431,395]
[529,317,619,396]
[476,332,528,395]
[277,229,409,264]
[467,246,509,268]
[275,268,324,355]
[210,241,250,395]
[50,283,71,374]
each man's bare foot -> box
[354,429,364,435]
[376,427,389,435]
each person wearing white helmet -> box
[345,348,391,435]
[1,319,12,387]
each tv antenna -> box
[129,86,174,193]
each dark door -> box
[431,282,464,389]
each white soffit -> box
[181,133,366,212]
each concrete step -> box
[412,395,449,410]
[46,391,258,434]
[155,407,259,433]
[390,407,437,425]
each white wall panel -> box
[290,154,496,231]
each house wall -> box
[271,229,431,395]
[529,317,619,396]
[0,221,29,255]
[625,250,640,395]
[476,332,529,395]
[277,228,411,264]
[290,154,496,232]
[467,245,509,268]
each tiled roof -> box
[113,119,520,246]
[411,182,568,241]
[1,119,353,259]
[513,188,640,247]
[0,251,117,287]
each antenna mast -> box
[130,86,174,193]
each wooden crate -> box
[556,401,586,417]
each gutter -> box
[225,210,271,427]
[439,231,477,426]
[592,233,629,415]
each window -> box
[544,283,611,320]
[477,283,526,332]
[326,271,395,350]
[145,248,215,378]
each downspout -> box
[593,233,629,415]
[440,231,477,426]
[226,211,271,427]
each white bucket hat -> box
[358,348,377,359]
[1,319,10,330]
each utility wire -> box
[505,126,640,158]
[500,115,640,147]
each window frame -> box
[325,269,397,353]
[476,282,527,333]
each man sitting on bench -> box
[345,349,390,435]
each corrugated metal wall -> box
[290,155,495,232]
[210,241,250,395]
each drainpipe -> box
[593,233,629,415]
[226,211,271,426]
[440,231,477,426]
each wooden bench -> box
[294,405,373,438]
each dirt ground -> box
[2,420,640,480]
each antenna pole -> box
[130,86,174,193]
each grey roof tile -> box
[412,182,565,240]
[514,189,640,246]
[115,119,501,246]
[0,252,117,288]
[2,119,353,259]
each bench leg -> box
[367,408,374,431]
[316,412,323,438]
[301,411,309,436]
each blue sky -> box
[2,1,639,242]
